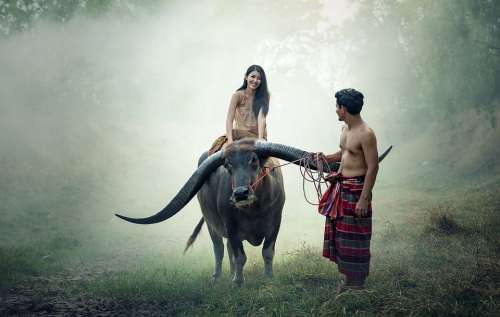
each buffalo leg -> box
[262,240,276,276]
[262,225,280,277]
[207,225,224,280]
[226,240,235,276]
[229,238,246,286]
[262,240,275,277]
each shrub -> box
[427,206,461,234]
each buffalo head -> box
[223,139,267,207]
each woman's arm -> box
[226,93,239,143]
[257,108,266,139]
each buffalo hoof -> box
[209,276,220,287]
[264,270,273,278]
[232,277,244,287]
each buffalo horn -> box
[115,150,224,224]
[255,141,392,171]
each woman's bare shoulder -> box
[235,90,246,97]
[231,90,243,100]
[232,90,246,105]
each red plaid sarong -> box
[319,172,372,279]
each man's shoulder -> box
[364,125,376,136]
[360,124,377,144]
[358,122,375,134]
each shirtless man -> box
[315,88,379,292]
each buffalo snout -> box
[230,186,257,208]
[232,186,250,201]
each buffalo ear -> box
[223,161,232,171]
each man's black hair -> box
[335,88,364,115]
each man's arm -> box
[313,125,345,162]
[324,151,341,163]
[356,130,379,216]
[312,150,341,165]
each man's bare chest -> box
[340,132,363,154]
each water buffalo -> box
[116,139,391,285]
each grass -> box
[1,181,498,316]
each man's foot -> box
[336,280,365,294]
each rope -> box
[250,158,303,191]
[251,154,332,205]
[298,153,331,205]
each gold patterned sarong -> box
[208,129,261,155]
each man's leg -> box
[334,215,371,292]
[336,274,366,294]
[345,275,366,287]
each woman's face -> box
[246,70,262,90]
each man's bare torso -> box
[339,123,373,177]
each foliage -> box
[340,0,500,131]
[0,0,163,37]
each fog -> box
[1,0,497,261]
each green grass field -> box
[1,175,499,316]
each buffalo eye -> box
[249,156,258,168]
[224,162,232,172]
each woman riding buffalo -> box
[209,65,270,154]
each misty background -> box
[1,0,499,265]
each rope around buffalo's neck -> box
[260,153,332,206]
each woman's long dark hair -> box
[236,65,270,118]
